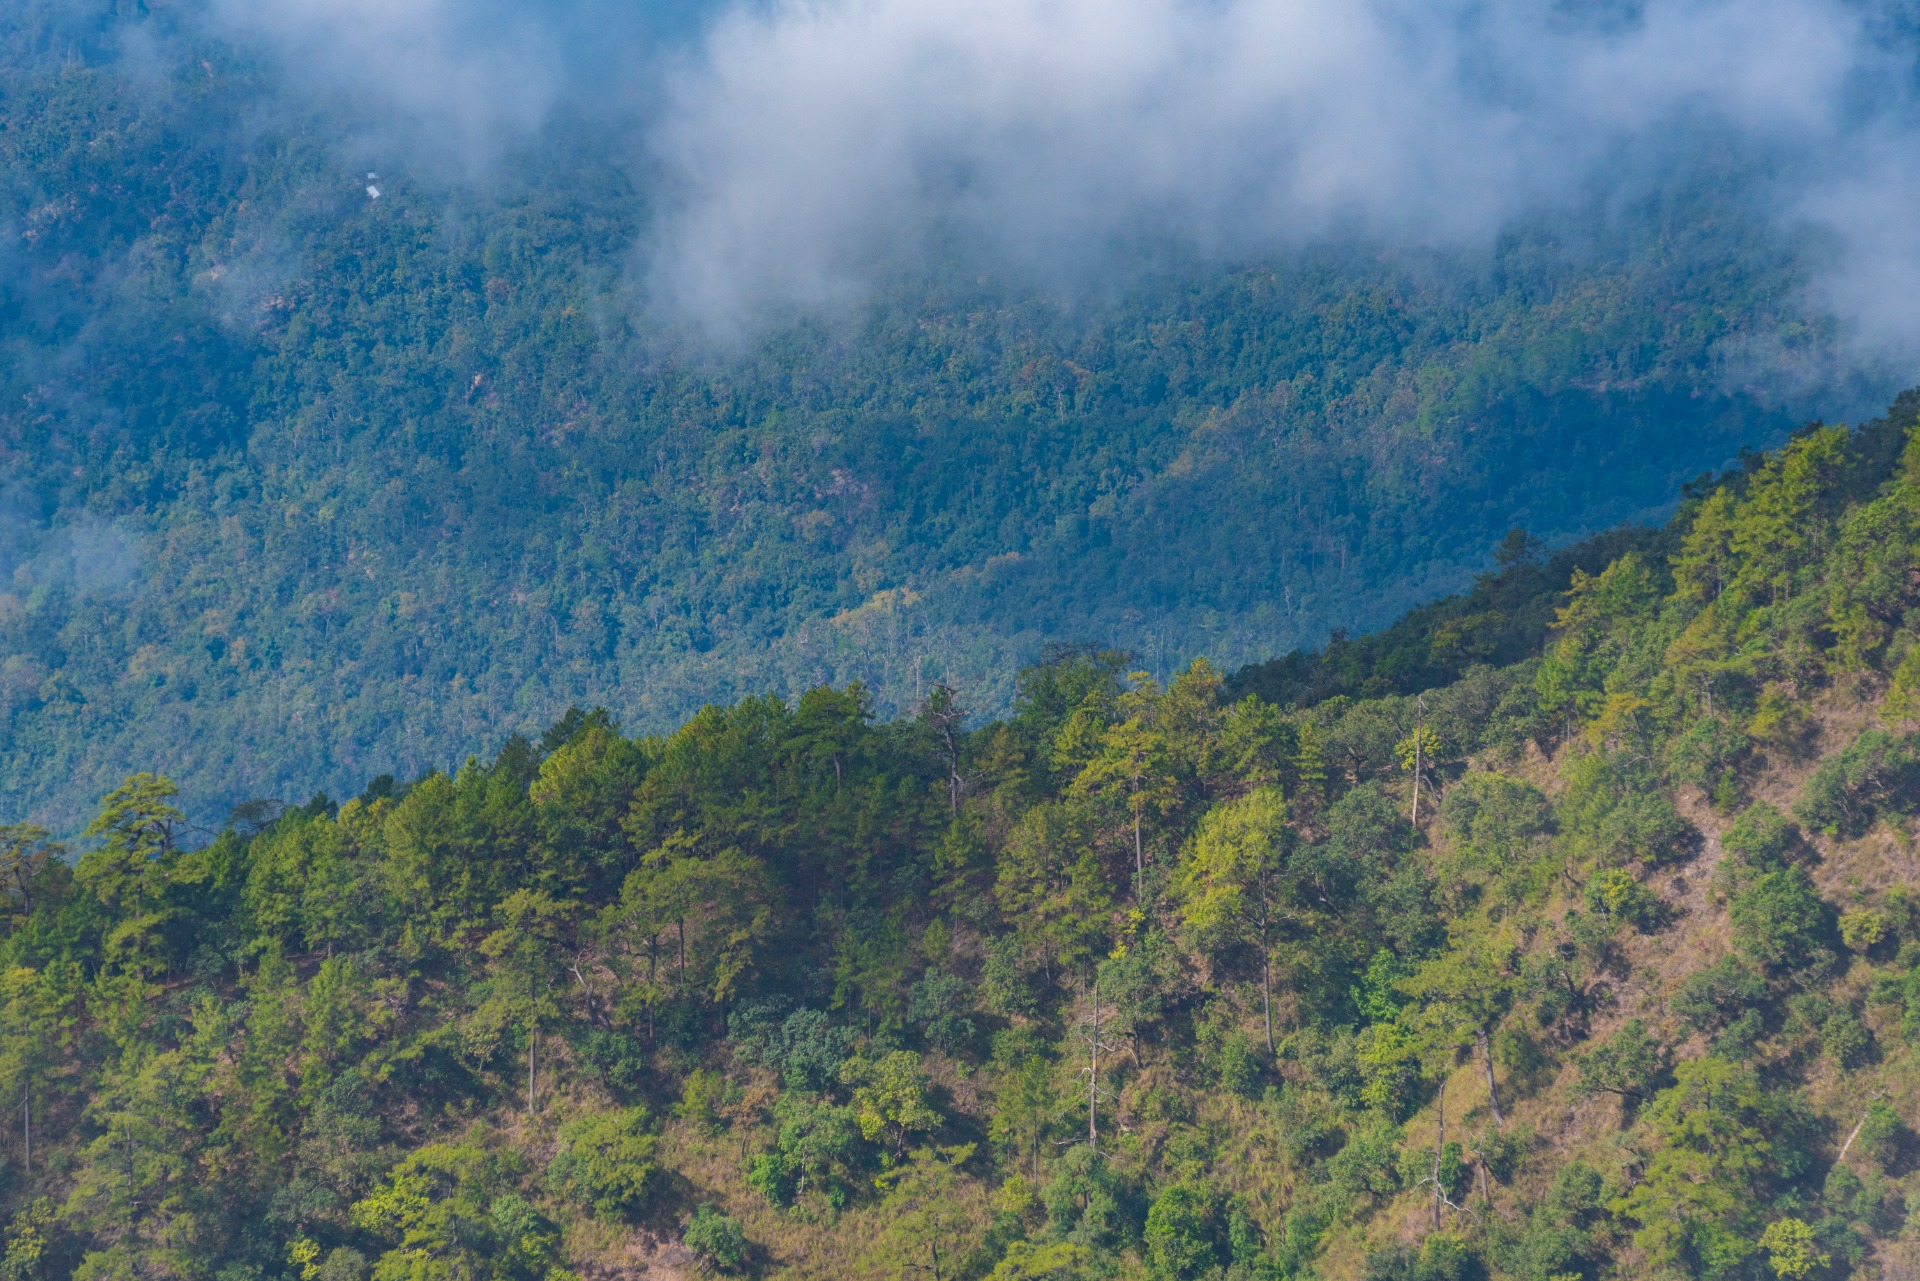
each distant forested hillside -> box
[2,390,1919,1281]
[0,8,1851,828]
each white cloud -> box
[204,0,576,165]
[189,0,1920,355]
[642,0,1895,334]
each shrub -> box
[1758,1217,1828,1279]
[1441,772,1555,896]
[1796,730,1920,838]
[1144,1182,1221,1280]
[682,1205,748,1272]
[1729,866,1834,974]
[980,934,1038,1019]
[547,1107,658,1221]
[907,969,977,1054]
[986,1240,1099,1279]
[1574,1019,1669,1103]
[1668,716,1750,802]
[1819,1007,1874,1069]
[1840,907,1889,954]
[1558,752,1693,869]
[1748,686,1812,751]
[1324,1114,1403,1202]
[574,1028,649,1097]
[1674,957,1770,1037]
[728,1001,858,1091]
[1199,1024,1260,1098]
[1853,1100,1906,1166]
[1721,803,1797,870]
[315,1248,367,1281]
[1584,869,1666,932]
[675,1068,728,1135]
[1364,1233,1480,1281]
[1041,1145,1126,1247]
[750,1094,863,1207]
[839,1049,941,1155]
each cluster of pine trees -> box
[2,393,1920,1280]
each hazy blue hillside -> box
[0,7,1880,829]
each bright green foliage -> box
[1143,1182,1220,1280]
[863,1146,990,1280]
[1440,772,1555,901]
[1174,787,1290,1050]
[350,1144,563,1281]
[0,398,1916,1280]
[986,1240,1101,1279]
[674,1069,729,1135]
[750,1096,864,1208]
[1838,908,1888,954]
[546,1108,657,1221]
[1613,1059,1804,1279]
[76,775,183,980]
[840,1050,941,1157]
[681,1205,747,1272]
[1556,751,1692,870]
[1584,868,1665,932]
[1757,1217,1828,1279]
[1730,867,1834,974]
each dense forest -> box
[0,391,1915,1279]
[0,3,1854,831]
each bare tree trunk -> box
[1838,1106,1880,1162]
[1133,813,1143,885]
[1480,1029,1503,1125]
[1411,732,1423,826]
[1262,952,1275,1056]
[528,1027,537,1115]
[1089,980,1100,1152]
[1432,1076,1446,1231]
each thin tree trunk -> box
[1412,733,1422,826]
[1838,1107,1879,1162]
[1134,812,1143,885]
[1262,952,1275,1056]
[1088,979,1100,1152]
[528,1027,537,1114]
[1432,1076,1446,1231]
[1480,1029,1503,1125]
[21,1080,27,1175]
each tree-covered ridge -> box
[0,22,1825,830]
[0,395,1918,1279]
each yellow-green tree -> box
[1174,787,1291,1053]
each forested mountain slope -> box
[0,10,1840,830]
[0,393,1917,1280]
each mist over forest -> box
[6,0,1920,828]
[10,6,1920,1281]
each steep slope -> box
[0,393,1916,1280]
